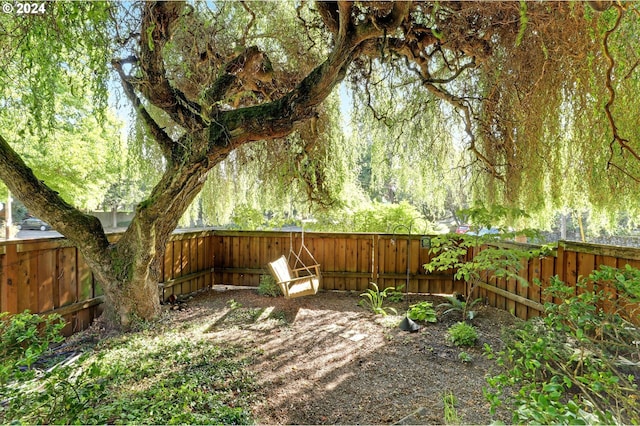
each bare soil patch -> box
[168,286,519,424]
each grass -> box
[2,316,260,424]
[443,391,462,424]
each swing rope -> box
[288,228,319,276]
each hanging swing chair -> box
[267,230,321,299]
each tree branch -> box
[603,5,640,169]
[0,133,110,258]
[112,58,175,161]
[137,1,205,131]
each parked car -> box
[467,227,500,236]
[455,224,470,234]
[17,218,51,231]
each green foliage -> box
[386,284,405,303]
[359,282,398,316]
[312,201,428,233]
[1,321,256,424]
[446,322,478,347]
[0,1,112,131]
[0,311,65,383]
[407,301,438,323]
[227,299,242,310]
[484,266,640,425]
[458,351,473,363]
[0,312,109,424]
[426,204,548,320]
[231,204,264,230]
[438,295,483,321]
[2,355,109,424]
[257,274,282,297]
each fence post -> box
[556,240,566,284]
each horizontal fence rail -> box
[2,230,640,334]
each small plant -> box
[386,284,405,303]
[359,282,397,316]
[257,274,281,297]
[227,299,242,310]
[406,301,437,323]
[458,351,473,363]
[446,322,478,347]
[438,295,483,321]
[443,391,462,424]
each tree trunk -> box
[99,267,162,328]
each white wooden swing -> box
[267,230,321,299]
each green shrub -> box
[0,311,109,424]
[425,204,548,322]
[0,310,65,383]
[484,266,640,425]
[257,274,281,297]
[446,322,478,347]
[407,301,437,323]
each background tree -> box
[1,1,639,329]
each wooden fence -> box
[2,230,639,334]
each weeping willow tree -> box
[1,1,640,329]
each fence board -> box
[77,251,93,302]
[196,237,205,290]
[190,237,198,291]
[324,238,336,290]
[396,237,408,291]
[528,257,542,317]
[181,239,191,292]
[577,252,596,297]
[539,255,555,305]
[57,247,77,307]
[2,244,18,313]
[357,237,371,291]
[409,239,420,293]
[17,251,32,312]
[345,238,358,291]
[514,258,529,320]
[335,237,347,291]
[37,249,55,312]
[212,235,224,285]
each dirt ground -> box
[169,286,520,425]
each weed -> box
[268,310,288,323]
[446,322,478,347]
[257,274,282,297]
[407,301,437,323]
[227,299,242,310]
[443,391,462,424]
[359,282,398,316]
[458,351,473,363]
[387,285,405,303]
